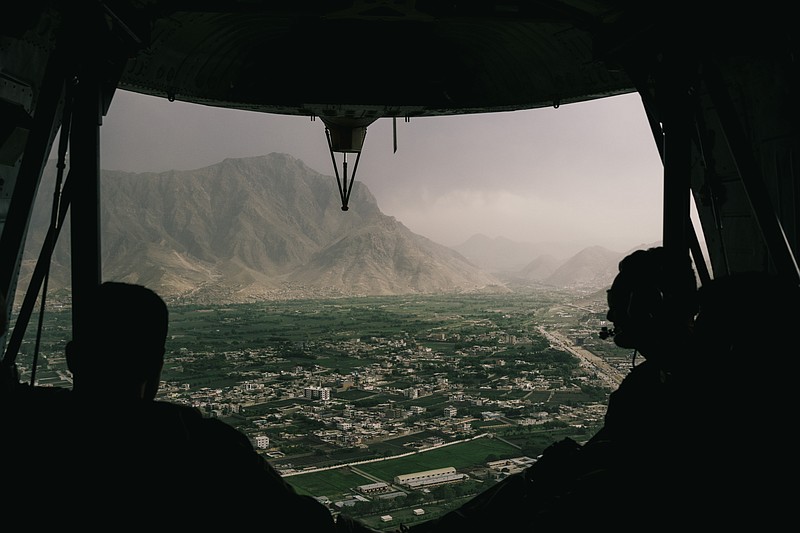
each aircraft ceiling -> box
[111,0,641,120]
[5,2,787,126]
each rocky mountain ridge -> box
[20,154,506,304]
[18,153,659,305]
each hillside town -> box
[143,296,631,470]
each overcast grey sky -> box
[99,89,665,253]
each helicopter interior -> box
[0,1,798,527]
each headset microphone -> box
[599,327,615,340]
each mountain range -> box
[450,234,587,273]
[449,235,662,292]
[20,154,506,303]
[18,153,658,304]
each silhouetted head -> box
[606,247,698,363]
[66,282,168,401]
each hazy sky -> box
[99,89,665,253]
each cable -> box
[30,78,74,385]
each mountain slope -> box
[518,254,562,281]
[543,246,623,289]
[451,234,587,273]
[291,216,503,295]
[21,153,505,303]
[539,242,662,290]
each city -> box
[17,286,636,528]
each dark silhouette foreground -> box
[2,265,796,530]
[406,248,797,531]
[2,283,373,530]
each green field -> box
[288,435,519,497]
[289,467,372,497]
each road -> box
[537,326,625,388]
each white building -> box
[304,386,331,401]
[394,467,468,489]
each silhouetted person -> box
[592,246,699,448]
[403,247,701,531]
[2,282,374,531]
[65,281,169,403]
[510,246,705,528]
[542,254,800,529]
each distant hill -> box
[20,154,507,303]
[454,231,664,291]
[450,234,586,273]
[518,254,562,281]
[541,245,624,289]
[498,241,662,292]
